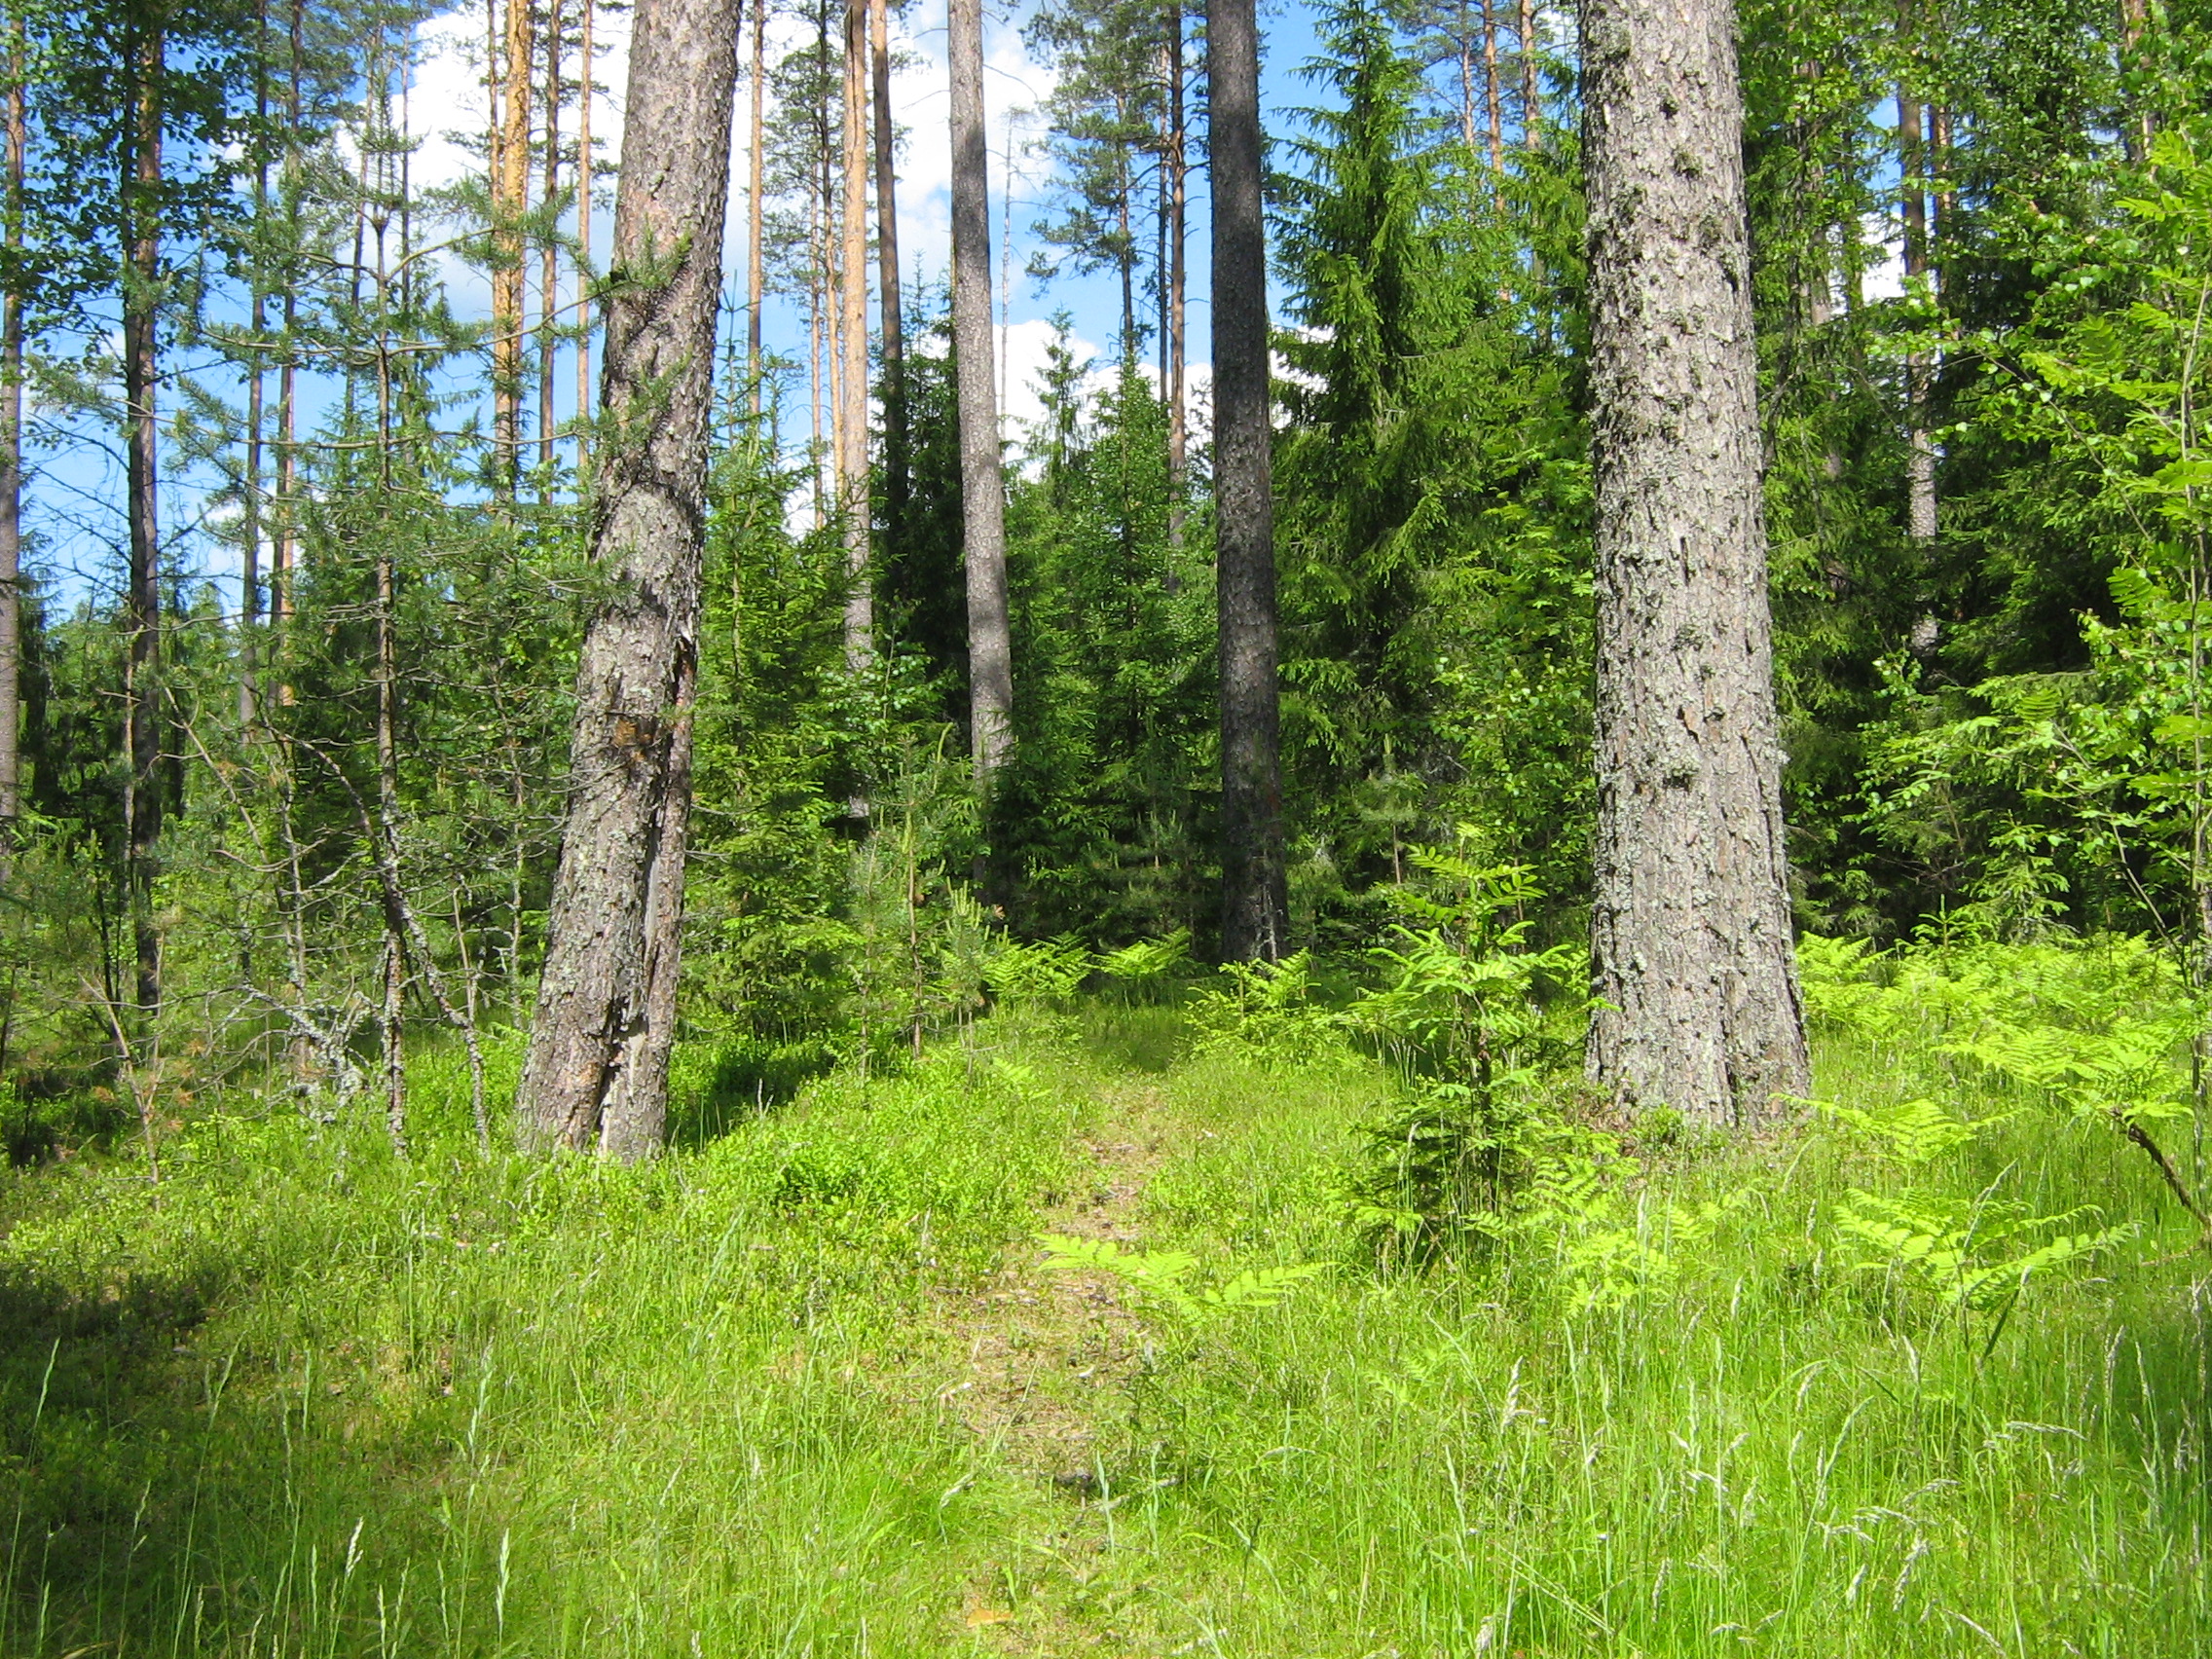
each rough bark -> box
[1208,0,1287,961]
[1580,0,1809,1121]
[123,18,165,1019]
[950,0,1012,777]
[518,0,742,1158]
[870,0,906,543]
[839,0,872,669]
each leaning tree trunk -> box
[1580,0,1808,1121]
[949,0,1012,778]
[517,0,743,1157]
[1209,0,1288,961]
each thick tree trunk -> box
[123,20,165,1020]
[840,0,872,670]
[1209,0,1287,961]
[950,0,1013,778]
[518,0,742,1158]
[0,21,23,843]
[1580,0,1808,1122]
[870,0,906,544]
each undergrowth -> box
[1,933,2207,1655]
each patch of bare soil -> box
[935,1081,1178,1490]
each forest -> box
[0,0,2209,1645]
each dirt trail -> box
[935,1079,1176,1491]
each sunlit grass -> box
[2,993,2206,1656]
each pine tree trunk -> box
[273,0,302,688]
[240,0,267,733]
[840,0,872,670]
[950,0,1013,778]
[1481,0,1504,172]
[493,0,534,497]
[0,19,23,845]
[1581,0,1807,1122]
[123,18,166,1020]
[746,0,765,410]
[576,0,593,461]
[538,0,564,484]
[1898,59,1935,546]
[1165,5,1187,555]
[1519,0,1539,147]
[517,0,743,1158]
[870,0,906,546]
[1209,0,1287,961]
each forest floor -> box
[2,994,2209,1657]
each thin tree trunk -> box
[1165,4,1187,555]
[376,281,406,1154]
[576,0,593,461]
[870,0,906,545]
[240,0,268,732]
[1209,0,1287,961]
[1519,0,1539,147]
[0,16,23,843]
[273,0,302,687]
[1580,0,1809,1121]
[493,0,534,498]
[518,0,742,1158]
[840,0,872,669]
[1898,64,1935,545]
[539,0,564,485]
[1458,9,1479,159]
[1481,0,1504,173]
[123,17,166,1020]
[747,0,766,412]
[949,0,1012,779]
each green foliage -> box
[1036,1234,1325,1321]
[1833,1187,2137,1312]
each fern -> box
[1037,1234,1325,1321]
[1833,1189,2138,1310]
[1819,1097,2002,1165]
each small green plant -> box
[1818,1096,2003,1166]
[1186,950,1344,1066]
[1833,1188,2138,1315]
[1341,848,1594,1261]
[1036,1234,1326,1321]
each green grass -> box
[2,992,2207,1656]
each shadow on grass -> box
[666,1033,838,1148]
[0,1259,217,1648]
[0,1247,488,1655]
